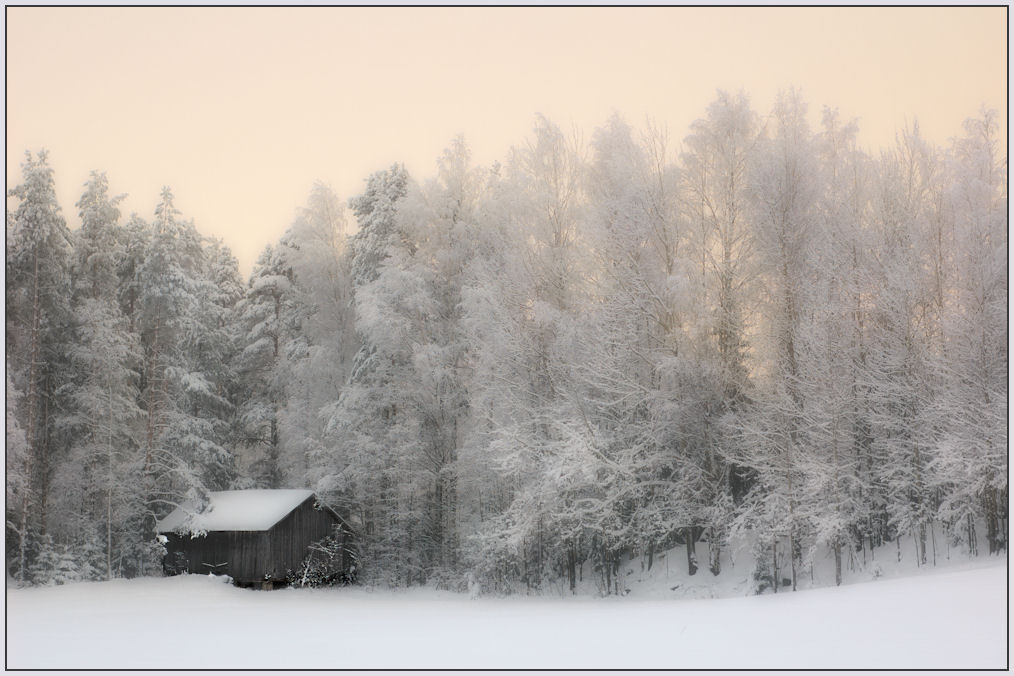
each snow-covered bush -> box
[287,532,357,588]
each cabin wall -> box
[163,531,268,583]
[265,499,344,579]
[162,497,349,586]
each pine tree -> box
[55,297,143,579]
[47,171,146,580]
[5,150,74,582]
[321,167,420,585]
[5,368,30,584]
[72,171,126,302]
[136,187,233,560]
[349,166,410,286]
[235,244,296,487]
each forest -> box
[5,90,1007,594]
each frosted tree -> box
[679,92,762,572]
[136,187,234,557]
[580,115,667,576]
[50,172,145,579]
[72,171,126,302]
[5,368,30,583]
[363,136,484,581]
[316,167,426,585]
[54,297,143,579]
[116,214,151,332]
[801,107,877,584]
[192,237,243,487]
[581,114,717,579]
[737,90,822,592]
[282,183,356,488]
[349,165,410,286]
[681,91,760,411]
[462,115,592,591]
[930,109,1008,555]
[864,123,942,566]
[234,244,297,487]
[5,150,73,581]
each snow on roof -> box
[156,489,316,534]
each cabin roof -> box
[156,489,317,534]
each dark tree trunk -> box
[685,527,698,576]
[772,538,778,594]
[708,528,721,576]
[567,544,576,593]
[833,540,842,586]
[790,532,798,592]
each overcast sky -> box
[7,6,1006,276]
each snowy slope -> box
[6,557,1006,669]
[598,532,999,600]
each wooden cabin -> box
[156,489,354,588]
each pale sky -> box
[6,7,1007,276]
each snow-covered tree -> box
[930,109,1008,555]
[281,182,356,488]
[136,188,235,559]
[681,91,760,411]
[679,92,763,573]
[864,123,942,567]
[5,150,74,581]
[802,107,877,584]
[734,90,823,592]
[53,297,144,579]
[316,166,424,586]
[72,171,126,302]
[234,244,297,487]
[349,165,410,286]
[462,115,594,592]
[5,368,31,583]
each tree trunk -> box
[142,312,162,548]
[685,527,698,576]
[708,528,721,576]
[603,543,612,594]
[107,377,115,581]
[567,544,576,594]
[39,377,52,536]
[772,538,778,594]
[967,514,978,556]
[790,531,798,592]
[918,522,927,565]
[833,540,842,586]
[19,250,42,584]
[984,487,1001,554]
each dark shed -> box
[156,489,354,588]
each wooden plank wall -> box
[163,497,348,585]
[266,498,342,580]
[164,530,267,582]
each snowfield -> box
[7,556,1007,669]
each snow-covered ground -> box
[7,554,1007,669]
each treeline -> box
[5,90,1007,592]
